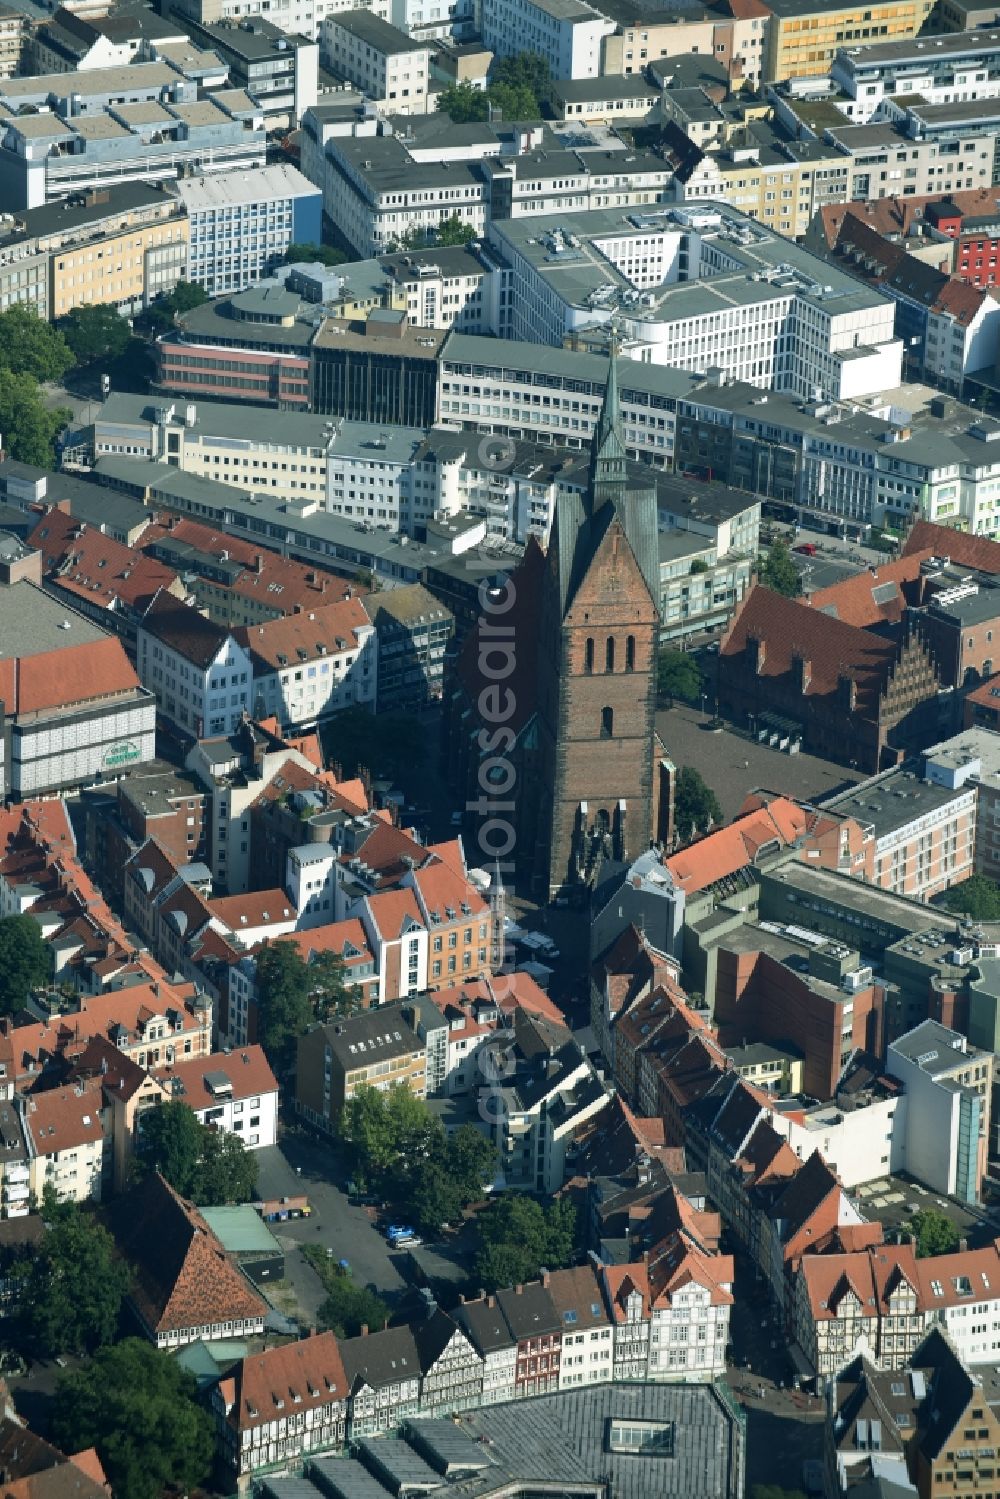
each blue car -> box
[386,1224,416,1243]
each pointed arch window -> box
[601,706,614,739]
[585,637,594,674]
[626,635,635,672]
[605,637,615,673]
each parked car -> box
[386,1224,416,1243]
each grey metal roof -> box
[0,579,108,658]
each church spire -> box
[589,330,627,506]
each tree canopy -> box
[657,648,702,705]
[0,914,51,1015]
[474,1194,579,1293]
[673,766,723,843]
[945,874,1000,921]
[137,1099,257,1204]
[51,1339,214,1499]
[0,370,70,468]
[145,280,208,330]
[17,1201,129,1358]
[0,304,74,383]
[436,215,477,247]
[760,538,803,597]
[59,304,131,366]
[284,242,347,267]
[255,939,316,1073]
[340,1084,496,1235]
[911,1207,961,1258]
[302,1246,391,1338]
[438,53,551,124]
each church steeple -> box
[589,334,627,507]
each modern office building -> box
[178,164,321,298]
[487,203,902,403]
[762,0,936,84]
[182,14,319,126]
[481,0,613,80]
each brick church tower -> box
[533,350,662,897]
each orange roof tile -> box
[154,1044,277,1107]
[905,519,1000,574]
[664,795,808,893]
[807,552,932,628]
[235,597,371,671]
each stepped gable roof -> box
[720,583,902,711]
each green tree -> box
[197,1126,259,1206]
[435,215,476,247]
[59,304,131,367]
[445,1124,497,1205]
[760,538,803,597]
[146,279,208,331]
[310,950,363,1022]
[491,52,551,98]
[301,1248,391,1338]
[18,1205,129,1357]
[136,1099,203,1197]
[51,1339,214,1499]
[0,304,74,382]
[436,80,489,123]
[911,1207,961,1259]
[340,1082,439,1181]
[0,370,69,468]
[945,874,1000,921]
[673,766,723,842]
[486,81,537,119]
[137,1099,257,1204]
[0,914,51,1015]
[474,1194,579,1292]
[255,939,314,1073]
[657,648,702,705]
[284,242,347,267]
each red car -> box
[793,542,818,556]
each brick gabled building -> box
[212,1331,349,1485]
[442,354,666,897]
[718,583,941,772]
[413,1308,483,1414]
[104,1172,267,1349]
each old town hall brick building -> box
[443,354,668,897]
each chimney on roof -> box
[541,1270,550,1287]
[360,1324,368,1336]
[255,555,264,574]
[515,1284,523,1295]
[960,1237,968,1252]
[838,673,857,712]
[793,653,811,694]
[748,633,766,674]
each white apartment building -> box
[238,598,377,731]
[603,1246,732,1384]
[325,421,427,528]
[917,1242,1000,1365]
[481,0,613,80]
[830,31,1000,125]
[178,163,322,298]
[321,133,487,257]
[156,1048,279,1150]
[137,600,253,739]
[487,203,902,403]
[286,842,340,929]
[93,395,334,505]
[496,1047,609,1195]
[321,10,430,113]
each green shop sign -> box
[104,742,141,769]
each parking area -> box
[655,703,863,824]
[254,1133,408,1326]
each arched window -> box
[585,637,594,674]
[605,637,615,673]
[601,706,614,739]
[626,635,635,672]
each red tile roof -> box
[915,1239,1000,1309]
[720,583,902,712]
[816,188,1000,250]
[222,1331,348,1433]
[27,509,180,616]
[904,519,1000,574]
[801,1245,921,1321]
[5,635,141,716]
[209,889,295,931]
[104,1173,266,1337]
[664,795,809,894]
[9,979,202,1084]
[153,1044,277,1108]
[807,552,932,627]
[22,1080,105,1157]
[235,597,371,672]
[287,918,374,970]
